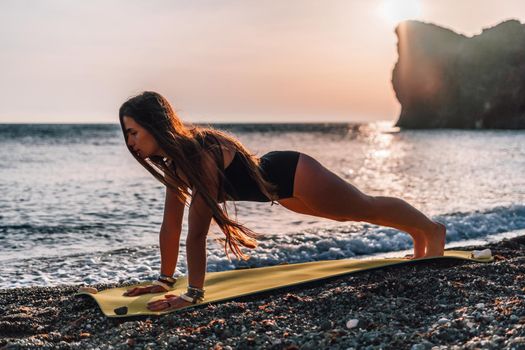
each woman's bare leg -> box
[279,153,446,258]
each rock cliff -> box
[392,20,525,129]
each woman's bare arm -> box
[185,151,219,289]
[159,186,185,276]
[123,186,185,297]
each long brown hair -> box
[118,91,279,261]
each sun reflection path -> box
[355,121,408,195]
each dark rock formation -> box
[392,20,525,129]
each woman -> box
[120,91,446,311]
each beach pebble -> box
[410,341,433,350]
[472,249,492,259]
[475,303,485,308]
[346,319,359,329]
[320,320,333,330]
[394,331,407,340]
[508,337,525,350]
[437,317,450,325]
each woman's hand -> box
[146,294,193,311]
[123,284,167,296]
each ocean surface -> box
[1,122,524,289]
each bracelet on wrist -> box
[160,273,176,280]
[180,285,205,304]
[158,274,177,287]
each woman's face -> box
[123,116,166,159]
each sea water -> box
[1,122,524,288]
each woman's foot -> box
[423,221,446,257]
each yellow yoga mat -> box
[75,250,493,318]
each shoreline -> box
[1,236,524,349]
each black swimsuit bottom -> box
[222,150,301,202]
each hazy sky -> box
[1,0,524,123]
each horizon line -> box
[0,120,394,125]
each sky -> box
[0,0,524,124]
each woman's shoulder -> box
[202,131,236,169]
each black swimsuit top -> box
[222,151,270,202]
[195,133,270,202]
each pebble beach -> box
[1,235,524,350]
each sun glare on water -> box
[378,0,422,25]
